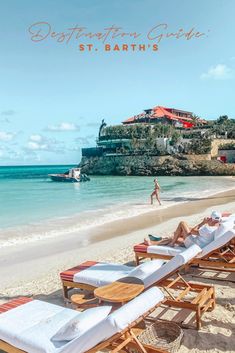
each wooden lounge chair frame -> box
[134,240,235,273]
[0,299,168,353]
[61,262,215,330]
[156,270,215,329]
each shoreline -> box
[87,188,235,245]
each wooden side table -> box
[94,277,145,305]
[70,292,99,309]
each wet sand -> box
[87,189,235,244]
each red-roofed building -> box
[123,106,207,129]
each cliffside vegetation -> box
[184,138,212,154]
[100,124,212,155]
[219,142,235,150]
[99,124,176,140]
[208,115,235,138]
[98,115,235,156]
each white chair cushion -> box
[73,263,131,287]
[0,289,164,353]
[179,244,202,263]
[73,261,164,288]
[147,245,186,256]
[147,243,201,260]
[100,287,164,332]
[198,229,235,258]
[143,244,202,288]
[128,260,164,285]
[51,306,111,342]
[0,300,79,353]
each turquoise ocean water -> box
[0,165,235,246]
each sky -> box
[0,0,235,165]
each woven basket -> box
[138,321,183,353]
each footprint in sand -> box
[225,303,235,312]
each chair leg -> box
[130,330,148,353]
[110,337,133,353]
[183,264,190,274]
[196,307,201,330]
[135,253,140,266]
[211,287,216,310]
[62,282,69,301]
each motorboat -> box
[49,168,90,182]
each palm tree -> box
[217,115,229,124]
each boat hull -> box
[49,175,80,182]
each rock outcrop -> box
[79,154,235,176]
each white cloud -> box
[46,122,80,132]
[26,134,65,153]
[0,140,48,162]
[200,64,234,80]
[0,131,15,141]
[30,134,43,142]
[26,134,52,151]
[27,141,48,151]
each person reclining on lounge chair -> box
[145,210,221,248]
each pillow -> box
[51,305,112,342]
[128,259,164,281]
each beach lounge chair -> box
[134,222,235,272]
[0,288,168,353]
[61,245,215,329]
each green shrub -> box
[186,138,212,154]
[219,142,235,150]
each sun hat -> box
[210,210,222,221]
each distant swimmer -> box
[150,177,162,205]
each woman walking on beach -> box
[151,177,161,205]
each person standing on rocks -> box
[150,177,162,205]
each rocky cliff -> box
[79,154,235,176]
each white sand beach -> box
[0,189,235,353]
